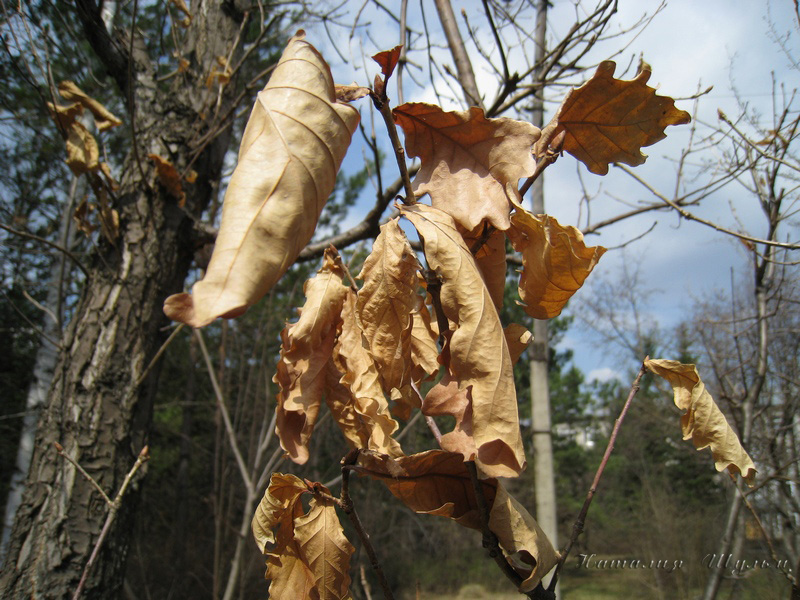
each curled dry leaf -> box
[645,359,756,484]
[57,81,122,132]
[504,324,532,365]
[353,450,558,590]
[462,226,507,311]
[334,84,371,103]
[393,103,540,232]
[409,299,440,383]
[332,292,403,458]
[275,249,348,464]
[507,210,606,319]
[537,60,691,175]
[47,102,99,175]
[356,218,420,394]
[252,474,354,599]
[401,203,525,477]
[164,31,359,327]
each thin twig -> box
[340,450,395,600]
[372,93,416,204]
[0,222,89,278]
[194,328,254,492]
[548,359,648,592]
[71,445,150,600]
[54,442,113,507]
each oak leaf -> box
[507,210,606,319]
[57,81,122,132]
[462,226,507,311]
[356,218,420,394]
[401,204,525,477]
[323,359,372,451]
[332,291,403,458]
[164,31,359,327]
[409,299,441,383]
[47,102,99,175]
[537,61,691,175]
[252,474,353,599]
[393,103,540,232]
[645,359,756,484]
[353,450,558,590]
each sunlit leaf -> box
[537,60,691,175]
[401,204,525,477]
[372,45,403,78]
[645,359,756,484]
[164,31,359,327]
[507,210,606,319]
[57,81,122,132]
[393,103,540,232]
[409,299,440,383]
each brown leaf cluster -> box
[645,359,757,484]
[164,31,360,327]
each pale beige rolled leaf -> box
[508,210,606,319]
[645,359,756,484]
[401,204,525,477]
[57,80,122,131]
[356,218,420,393]
[333,291,403,458]
[164,31,360,327]
[294,496,355,599]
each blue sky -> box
[306,0,799,383]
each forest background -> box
[0,0,798,599]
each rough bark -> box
[0,1,248,596]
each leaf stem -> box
[371,92,416,205]
[340,450,395,600]
[548,358,648,592]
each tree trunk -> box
[0,2,248,596]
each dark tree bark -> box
[0,1,255,596]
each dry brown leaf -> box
[333,292,403,458]
[393,103,540,232]
[537,61,691,175]
[275,326,337,464]
[164,31,359,327]
[372,45,403,78]
[48,101,100,175]
[645,359,756,484]
[335,84,371,102]
[422,377,475,461]
[488,484,560,592]
[401,204,525,477]
[57,81,122,132]
[169,0,192,26]
[356,218,420,393]
[73,200,97,236]
[294,495,355,599]
[323,359,372,451]
[409,300,440,383]
[354,450,557,590]
[252,475,353,599]
[284,248,349,361]
[147,154,186,206]
[462,226,507,311]
[504,324,532,365]
[507,210,606,319]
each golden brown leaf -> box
[294,495,355,599]
[462,226,507,311]
[164,31,360,327]
[323,359,372,451]
[356,218,420,393]
[147,154,186,206]
[252,473,308,553]
[409,299,440,383]
[354,450,557,589]
[335,84,371,102]
[537,61,691,175]
[645,359,756,484]
[422,377,475,461]
[48,102,100,175]
[401,204,525,477]
[504,324,532,365]
[507,210,606,319]
[169,0,192,26]
[332,291,403,458]
[393,103,540,232]
[57,81,122,132]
